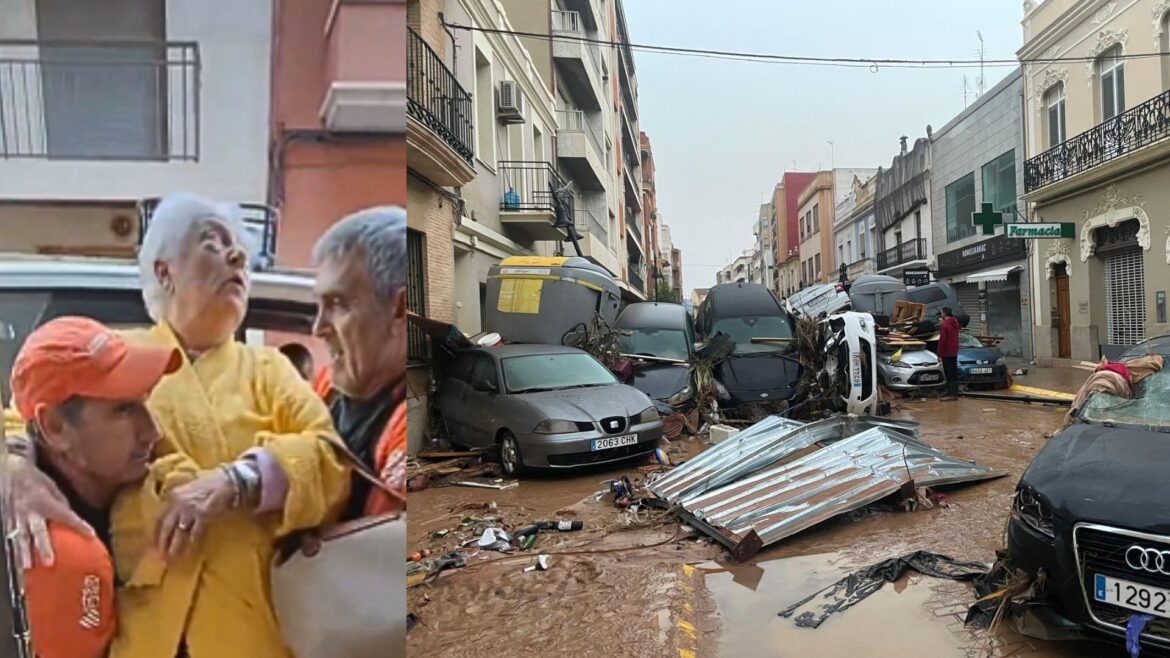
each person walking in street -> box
[309,206,408,519]
[938,306,961,401]
[9,316,181,658]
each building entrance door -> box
[1055,269,1071,359]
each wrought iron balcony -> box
[407,28,473,164]
[0,40,199,160]
[498,161,567,213]
[1025,88,1170,192]
[628,260,645,292]
[876,238,926,271]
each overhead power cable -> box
[444,22,1170,70]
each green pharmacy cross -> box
[972,203,1004,236]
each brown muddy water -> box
[408,395,1127,657]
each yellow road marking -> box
[1009,384,1075,401]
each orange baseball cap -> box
[24,524,116,658]
[10,316,181,422]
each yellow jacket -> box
[6,324,351,658]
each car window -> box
[1081,369,1170,428]
[501,353,617,393]
[1122,336,1170,359]
[711,315,793,354]
[620,328,690,361]
[958,334,984,348]
[469,355,498,386]
[450,355,478,383]
[907,287,948,304]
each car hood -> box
[958,346,1000,363]
[1020,422,1170,534]
[515,385,653,422]
[715,353,800,401]
[885,350,939,367]
[627,364,690,402]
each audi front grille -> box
[1074,523,1170,644]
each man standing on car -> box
[938,306,961,401]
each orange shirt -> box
[364,401,406,516]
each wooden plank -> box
[417,450,483,459]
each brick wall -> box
[406,177,455,323]
[408,0,445,57]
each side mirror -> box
[472,379,498,393]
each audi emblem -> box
[1125,545,1170,575]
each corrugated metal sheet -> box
[654,415,1003,560]
[649,415,919,503]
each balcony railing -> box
[0,39,199,160]
[499,161,567,213]
[626,209,642,244]
[139,197,278,270]
[1025,88,1170,192]
[556,109,603,162]
[573,208,607,244]
[876,238,926,271]
[628,261,645,292]
[407,28,473,164]
[551,10,602,80]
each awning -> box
[965,265,1022,283]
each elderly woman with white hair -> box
[4,193,351,658]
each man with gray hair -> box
[311,206,407,519]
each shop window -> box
[981,150,1017,218]
[945,173,976,242]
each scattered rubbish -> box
[407,474,431,492]
[778,551,989,628]
[477,528,512,552]
[418,450,484,459]
[431,529,449,538]
[1013,368,1028,376]
[1127,613,1155,657]
[523,554,552,573]
[652,415,1002,560]
[519,534,538,551]
[406,613,418,632]
[409,551,422,562]
[708,424,739,445]
[654,447,671,466]
[455,479,519,490]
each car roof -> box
[0,254,316,305]
[614,302,687,329]
[702,282,784,316]
[463,344,587,359]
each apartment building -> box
[0,0,273,255]
[797,168,877,286]
[874,134,933,280]
[270,0,407,267]
[930,68,1031,359]
[755,201,775,290]
[832,173,878,282]
[1021,0,1170,361]
[774,172,817,297]
[642,131,660,288]
[670,242,682,301]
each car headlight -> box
[533,419,581,434]
[667,385,694,407]
[1013,487,1055,539]
[884,359,912,369]
[635,407,661,424]
[995,357,1006,366]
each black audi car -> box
[694,282,801,411]
[1008,363,1170,650]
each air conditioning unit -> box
[496,80,525,124]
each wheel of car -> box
[498,432,527,477]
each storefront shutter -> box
[1105,246,1145,346]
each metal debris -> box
[652,414,1004,561]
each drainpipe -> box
[1019,76,1038,362]
[438,12,458,71]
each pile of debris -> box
[648,414,1004,561]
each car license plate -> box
[1095,574,1170,618]
[850,352,862,388]
[592,435,638,451]
[919,373,941,382]
[970,367,993,375]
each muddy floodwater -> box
[408,385,1129,657]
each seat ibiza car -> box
[434,344,663,476]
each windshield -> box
[620,328,690,361]
[502,353,617,393]
[1080,369,1170,429]
[958,334,984,349]
[711,315,793,354]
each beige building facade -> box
[1021,0,1170,362]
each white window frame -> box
[1045,83,1066,147]
[1099,45,1125,121]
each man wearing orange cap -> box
[7,316,181,658]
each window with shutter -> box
[1045,85,1066,146]
[1100,47,1124,121]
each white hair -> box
[138,193,252,322]
[312,206,406,303]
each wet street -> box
[407,368,1127,657]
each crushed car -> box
[693,282,801,415]
[1006,353,1170,651]
[784,282,851,320]
[613,302,695,414]
[432,344,663,476]
[877,346,945,392]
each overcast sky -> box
[623,0,1023,292]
